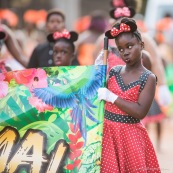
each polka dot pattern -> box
[110,23,131,37]
[105,66,151,115]
[105,110,140,123]
[101,66,161,173]
[53,30,70,40]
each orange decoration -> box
[136,20,148,32]
[0,9,18,27]
[23,9,47,26]
[74,15,91,33]
[23,9,38,24]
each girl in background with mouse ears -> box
[47,29,78,66]
[47,29,78,43]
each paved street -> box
[147,117,173,173]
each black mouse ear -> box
[128,6,136,18]
[105,21,121,39]
[121,18,137,32]
[69,31,78,42]
[105,29,116,39]
[47,33,55,42]
[109,9,116,19]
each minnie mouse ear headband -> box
[111,0,139,13]
[110,6,135,20]
[105,17,141,40]
[47,29,78,43]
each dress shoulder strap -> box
[108,65,122,78]
[139,69,153,92]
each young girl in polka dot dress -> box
[98,17,161,173]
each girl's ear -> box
[141,41,144,49]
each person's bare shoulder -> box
[148,72,157,83]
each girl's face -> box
[115,33,144,65]
[46,14,65,33]
[53,40,74,66]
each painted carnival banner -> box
[0,65,106,173]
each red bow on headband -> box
[110,23,131,37]
[114,7,130,18]
[53,30,70,40]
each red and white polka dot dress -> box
[101,66,161,173]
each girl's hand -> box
[98,88,118,103]
[94,49,104,65]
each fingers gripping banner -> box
[0,65,106,173]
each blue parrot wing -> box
[79,65,106,98]
[32,87,78,108]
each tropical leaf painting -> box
[0,65,106,173]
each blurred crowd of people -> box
[0,8,110,69]
[0,0,173,151]
[1,3,173,69]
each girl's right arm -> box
[114,73,157,119]
[98,73,157,119]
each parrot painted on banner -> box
[32,66,106,142]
